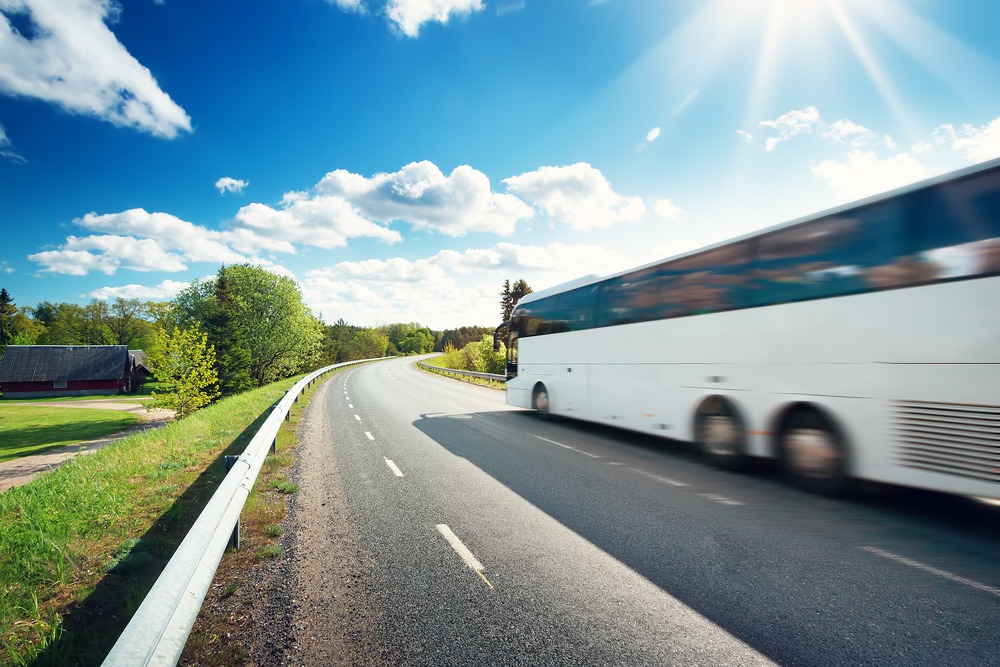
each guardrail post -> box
[271,437,277,454]
[224,455,241,550]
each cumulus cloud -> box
[932,116,1000,163]
[316,161,533,236]
[301,241,627,329]
[503,163,645,231]
[233,196,403,248]
[0,0,191,138]
[89,279,191,301]
[654,198,684,219]
[386,0,485,37]
[28,234,190,276]
[811,150,928,201]
[216,177,249,195]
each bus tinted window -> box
[663,243,750,315]
[561,285,600,331]
[914,168,1000,280]
[755,201,903,303]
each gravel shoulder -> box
[188,375,388,666]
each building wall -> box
[1,379,122,398]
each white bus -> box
[495,158,1000,497]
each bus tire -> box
[777,407,852,496]
[533,383,552,420]
[694,396,748,471]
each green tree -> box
[224,265,323,386]
[398,328,434,355]
[0,288,16,348]
[148,326,220,418]
[348,328,390,360]
[500,278,533,321]
[204,268,253,395]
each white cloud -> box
[327,0,365,12]
[385,0,485,37]
[233,196,403,248]
[78,209,256,263]
[0,0,192,138]
[736,129,753,143]
[0,260,14,274]
[28,234,190,275]
[654,198,684,219]
[216,177,249,195]
[301,241,628,329]
[941,117,1000,163]
[0,122,25,163]
[316,161,532,236]
[646,127,661,142]
[821,119,875,145]
[810,150,928,201]
[503,162,645,231]
[759,106,821,151]
[89,279,191,301]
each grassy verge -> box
[0,406,141,463]
[178,373,326,665]
[419,355,505,390]
[0,374,310,666]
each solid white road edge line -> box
[531,434,602,459]
[861,546,1000,597]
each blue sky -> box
[1,0,998,330]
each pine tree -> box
[0,288,17,348]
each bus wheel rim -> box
[785,427,840,479]
[702,414,740,457]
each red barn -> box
[0,345,134,398]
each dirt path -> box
[0,400,175,493]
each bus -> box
[494,158,1000,498]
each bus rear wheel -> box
[695,397,748,471]
[533,384,551,420]
[778,408,852,496]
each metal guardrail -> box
[416,359,506,383]
[101,358,385,667]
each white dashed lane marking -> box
[365,431,374,440]
[531,434,602,459]
[862,547,1000,598]
[436,524,494,590]
[384,457,404,477]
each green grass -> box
[0,405,141,463]
[0,373,312,666]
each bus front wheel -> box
[533,384,551,420]
[694,397,748,471]
[778,408,852,496]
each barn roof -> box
[0,345,129,383]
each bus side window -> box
[913,168,1000,280]
[755,202,903,304]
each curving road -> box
[289,357,1000,666]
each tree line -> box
[0,269,533,416]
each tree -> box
[204,268,253,395]
[398,328,434,355]
[223,265,323,386]
[500,279,533,321]
[0,288,18,348]
[348,328,389,360]
[148,326,220,418]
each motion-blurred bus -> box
[495,158,1000,497]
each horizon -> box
[2,0,999,330]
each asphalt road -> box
[307,357,1000,666]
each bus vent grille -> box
[891,400,1000,483]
